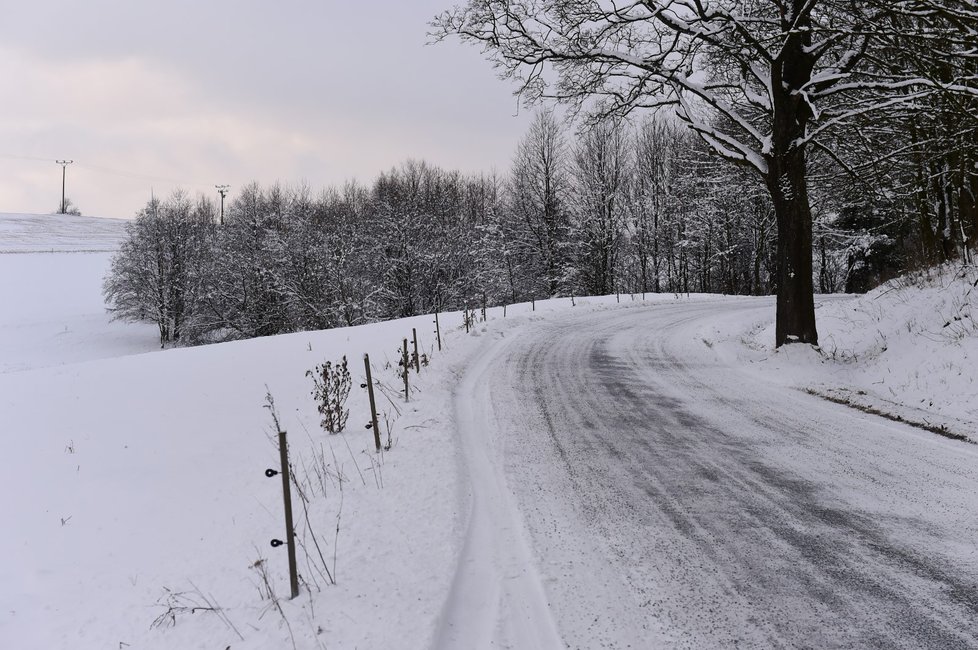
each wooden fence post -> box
[434,312,442,351]
[412,327,420,372]
[363,354,381,451]
[402,338,410,402]
[266,431,300,599]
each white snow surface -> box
[467,299,977,647]
[706,263,978,438]
[2,213,976,649]
[0,211,128,253]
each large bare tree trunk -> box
[767,151,818,346]
[764,0,819,347]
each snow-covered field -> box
[0,212,128,253]
[2,212,975,648]
[0,252,161,373]
[0,212,471,648]
[0,212,656,648]
[0,212,154,374]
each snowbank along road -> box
[441,299,978,649]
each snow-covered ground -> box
[464,302,978,648]
[0,252,161,373]
[2,211,975,648]
[0,212,155,373]
[0,212,128,253]
[0,311,471,649]
[701,263,978,440]
[0,212,657,648]
[0,212,463,648]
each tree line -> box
[105,102,975,346]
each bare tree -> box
[572,117,630,296]
[626,116,687,293]
[509,111,574,297]
[104,191,214,345]
[433,0,978,346]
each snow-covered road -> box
[444,299,978,649]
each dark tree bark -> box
[766,3,819,344]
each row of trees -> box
[106,94,975,346]
[104,113,780,345]
[105,168,496,345]
[506,113,780,299]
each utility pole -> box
[215,185,230,225]
[56,160,73,214]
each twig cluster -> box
[150,584,243,641]
[306,356,352,434]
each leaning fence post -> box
[434,312,442,351]
[412,327,420,372]
[401,338,410,402]
[265,431,299,600]
[363,354,381,451]
[481,293,487,322]
[464,307,470,334]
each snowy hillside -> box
[0,214,660,649]
[0,212,157,373]
[705,263,978,441]
[0,261,665,648]
[0,307,471,649]
[0,211,128,253]
[2,212,976,649]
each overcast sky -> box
[0,1,533,219]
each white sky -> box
[0,1,532,219]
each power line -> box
[74,161,207,187]
[0,153,210,188]
[0,153,53,163]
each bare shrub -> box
[306,357,351,434]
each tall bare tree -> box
[104,191,214,345]
[572,117,630,295]
[509,111,574,297]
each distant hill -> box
[0,212,129,253]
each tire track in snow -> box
[432,333,565,650]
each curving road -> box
[437,299,978,649]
